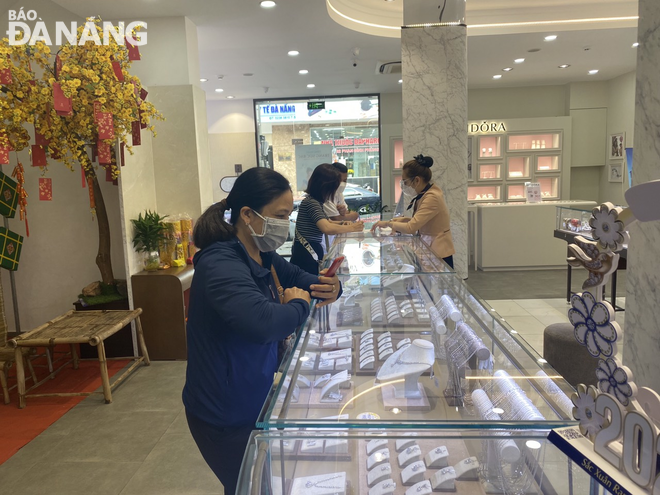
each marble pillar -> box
[401,18,468,278]
[623,0,660,390]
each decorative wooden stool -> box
[8,309,150,408]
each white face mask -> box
[248,210,290,252]
[401,179,417,197]
[337,182,347,194]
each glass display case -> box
[507,133,560,152]
[536,155,560,173]
[506,156,530,180]
[555,206,594,236]
[258,234,575,431]
[477,163,501,181]
[237,429,600,495]
[468,185,501,203]
[477,136,502,159]
[506,184,526,202]
[538,177,560,199]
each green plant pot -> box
[144,250,160,271]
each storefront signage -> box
[307,101,325,110]
[258,99,378,123]
[263,104,296,115]
[468,121,507,134]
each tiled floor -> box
[0,297,626,494]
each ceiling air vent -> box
[376,61,402,75]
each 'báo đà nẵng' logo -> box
[6,9,147,46]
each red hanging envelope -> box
[31,145,47,167]
[139,88,148,101]
[0,56,11,85]
[97,112,115,140]
[0,149,9,165]
[125,36,141,61]
[112,61,124,82]
[93,101,102,122]
[39,178,52,201]
[97,140,111,164]
[53,82,72,113]
[35,131,49,147]
[131,121,141,146]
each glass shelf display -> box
[237,430,598,495]
[258,248,576,430]
[556,206,594,236]
[393,139,404,169]
[506,184,526,202]
[477,136,501,158]
[536,155,560,172]
[468,185,501,202]
[478,163,501,181]
[507,156,530,179]
[507,133,560,151]
[538,177,560,199]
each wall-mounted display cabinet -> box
[469,117,571,203]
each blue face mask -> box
[248,210,290,252]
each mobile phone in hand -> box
[325,256,345,277]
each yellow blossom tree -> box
[0,20,163,286]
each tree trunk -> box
[86,165,115,285]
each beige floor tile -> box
[514,299,555,310]
[534,313,570,327]
[485,300,531,317]
[500,316,547,336]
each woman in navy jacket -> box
[183,168,340,494]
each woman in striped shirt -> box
[291,163,364,274]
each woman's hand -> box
[283,287,311,305]
[370,220,391,233]
[311,269,340,308]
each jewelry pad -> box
[397,444,421,468]
[377,332,392,343]
[366,449,391,470]
[366,439,389,455]
[368,479,396,495]
[396,338,411,350]
[367,463,392,487]
[430,467,457,492]
[454,456,479,481]
[405,480,432,495]
[395,434,418,452]
[424,446,449,468]
[400,460,426,486]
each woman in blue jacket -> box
[183,168,340,494]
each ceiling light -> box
[199,78,208,82]
[514,58,525,64]
[227,96,235,99]
[299,69,309,75]
[214,88,224,93]
[260,1,276,8]
[307,84,315,88]
[632,42,639,47]
[288,50,300,56]
[558,64,570,69]
[544,35,558,41]
[502,67,513,71]
[493,75,502,79]
[588,69,599,75]
[398,79,403,83]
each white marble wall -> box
[401,26,468,278]
[624,0,660,390]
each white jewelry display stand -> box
[405,480,432,495]
[454,457,479,481]
[400,460,426,486]
[425,446,449,468]
[430,467,457,492]
[367,449,391,470]
[367,463,393,487]
[367,438,389,455]
[395,434,418,452]
[368,479,396,495]
[377,340,434,409]
[397,444,421,468]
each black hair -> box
[305,163,341,203]
[403,154,434,183]
[331,162,348,174]
[193,167,291,249]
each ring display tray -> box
[270,438,353,463]
[307,382,355,409]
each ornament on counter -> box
[112,60,124,82]
[97,112,115,140]
[596,357,637,407]
[125,36,141,61]
[589,203,629,252]
[567,236,618,293]
[31,144,47,167]
[11,162,28,236]
[131,120,141,146]
[568,292,619,358]
[97,140,111,164]
[38,177,52,201]
[571,384,603,438]
[0,55,12,85]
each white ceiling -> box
[49,0,639,100]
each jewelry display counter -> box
[236,430,597,495]
[257,233,576,431]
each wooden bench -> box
[8,309,150,408]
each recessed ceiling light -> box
[544,35,558,41]
[632,42,639,47]
[588,69,599,75]
[299,69,309,74]
[502,67,513,71]
[307,83,315,88]
[260,1,276,8]
[199,78,208,82]
[288,50,300,56]
[514,58,525,63]
[227,95,235,99]
[243,73,253,77]
[398,79,403,83]
[214,88,224,93]
[558,64,570,69]
[493,75,502,79]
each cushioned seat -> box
[543,323,600,387]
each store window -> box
[254,95,381,202]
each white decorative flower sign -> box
[568,292,619,358]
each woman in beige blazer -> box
[371,155,455,268]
